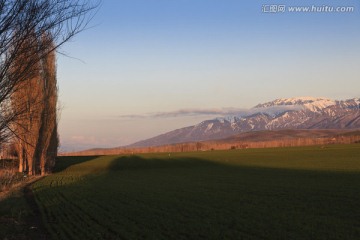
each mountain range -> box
[129,97,360,148]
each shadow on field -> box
[32,154,360,240]
[0,180,48,240]
[53,155,101,173]
[107,155,221,171]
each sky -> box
[57,0,360,151]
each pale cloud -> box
[117,105,304,119]
[117,108,248,119]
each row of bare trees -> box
[0,0,96,175]
[12,34,58,175]
[64,134,360,156]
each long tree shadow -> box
[53,155,101,173]
[31,154,360,240]
[107,155,221,171]
[0,179,49,239]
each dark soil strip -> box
[23,180,50,240]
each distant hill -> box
[128,97,360,148]
[61,129,360,156]
[222,129,360,142]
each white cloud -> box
[118,108,247,119]
[117,105,304,119]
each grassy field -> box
[0,175,46,240]
[31,144,360,239]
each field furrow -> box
[32,145,360,239]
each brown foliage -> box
[37,36,58,175]
[0,0,96,141]
[11,34,58,175]
[0,1,97,174]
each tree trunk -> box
[18,142,24,173]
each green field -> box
[32,145,360,239]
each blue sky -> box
[57,0,360,151]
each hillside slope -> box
[129,97,360,147]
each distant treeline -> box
[61,134,360,156]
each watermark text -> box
[262,5,355,13]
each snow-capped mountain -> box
[255,97,334,108]
[254,97,356,113]
[129,97,360,147]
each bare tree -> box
[37,33,58,175]
[1,0,97,174]
[0,0,97,143]
[10,31,44,175]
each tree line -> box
[0,0,96,175]
[62,133,360,156]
